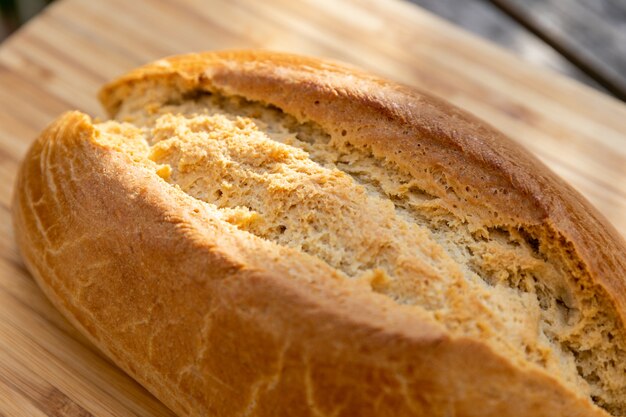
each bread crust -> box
[100,51,626,316]
[13,50,625,416]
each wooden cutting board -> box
[1,0,625,415]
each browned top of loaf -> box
[14,50,626,416]
[19,111,610,417]
[100,50,626,320]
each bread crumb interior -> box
[94,91,626,414]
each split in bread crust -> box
[13,51,626,417]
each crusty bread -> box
[12,50,626,417]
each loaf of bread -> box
[12,50,626,417]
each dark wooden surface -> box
[409,0,603,90]
[490,0,626,100]
[409,0,625,100]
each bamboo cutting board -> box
[1,0,625,415]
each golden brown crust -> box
[12,50,626,416]
[100,50,626,320]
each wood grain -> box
[490,0,626,100]
[408,0,605,92]
[0,0,625,415]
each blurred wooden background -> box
[13,0,625,101]
[412,0,626,100]
[0,0,51,37]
